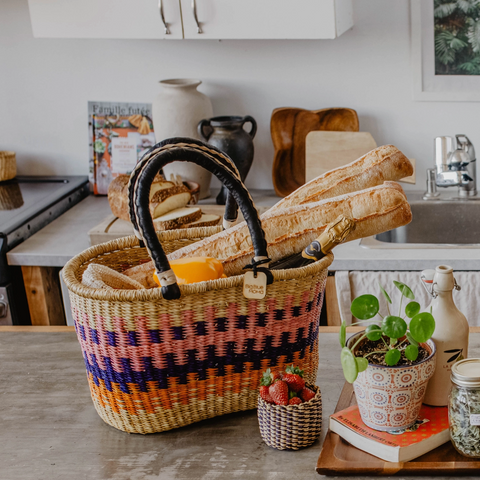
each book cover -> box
[329,404,450,462]
[88,101,155,195]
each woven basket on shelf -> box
[0,151,16,181]
[257,384,322,450]
[62,138,332,434]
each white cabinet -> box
[180,0,353,40]
[28,0,353,40]
[27,0,183,39]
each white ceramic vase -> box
[152,78,213,199]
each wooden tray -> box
[316,382,480,476]
[271,107,359,197]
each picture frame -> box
[411,0,480,101]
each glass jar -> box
[448,358,480,458]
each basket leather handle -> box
[129,138,270,300]
[127,137,241,238]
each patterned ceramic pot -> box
[347,332,436,432]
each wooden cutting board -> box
[88,204,271,246]
[305,131,377,182]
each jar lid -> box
[451,358,480,387]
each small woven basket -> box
[0,151,16,181]
[257,384,322,450]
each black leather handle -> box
[127,137,241,237]
[129,138,269,300]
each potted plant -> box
[339,281,436,432]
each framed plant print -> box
[412,0,480,101]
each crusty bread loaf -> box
[108,174,175,221]
[107,175,130,221]
[271,145,413,210]
[124,182,411,285]
[149,184,191,219]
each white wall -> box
[1,0,479,191]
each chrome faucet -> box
[425,135,477,199]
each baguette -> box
[271,145,413,210]
[124,182,411,285]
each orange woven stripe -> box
[87,348,316,415]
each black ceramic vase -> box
[198,115,257,205]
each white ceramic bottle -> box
[152,78,214,199]
[422,265,469,406]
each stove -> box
[0,176,89,325]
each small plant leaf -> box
[382,315,407,339]
[406,332,419,347]
[405,301,420,319]
[341,347,358,383]
[393,281,415,300]
[405,344,419,361]
[339,321,346,348]
[385,348,401,366]
[356,357,368,373]
[365,324,383,341]
[410,312,436,343]
[378,283,392,304]
[390,337,398,346]
[350,294,380,320]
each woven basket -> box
[63,138,332,434]
[0,151,16,181]
[257,384,322,450]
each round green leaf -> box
[405,344,419,361]
[341,347,358,383]
[378,283,392,304]
[382,315,407,339]
[405,301,420,319]
[385,348,401,366]
[393,281,415,300]
[410,312,436,343]
[365,324,382,341]
[350,294,380,320]
[339,321,346,348]
[406,332,419,347]
[356,357,368,373]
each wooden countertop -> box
[4,329,476,480]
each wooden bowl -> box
[271,108,359,197]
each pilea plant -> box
[339,281,436,383]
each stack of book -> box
[329,404,450,462]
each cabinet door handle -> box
[192,0,203,34]
[158,0,171,34]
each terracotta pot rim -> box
[347,330,436,370]
[159,78,202,88]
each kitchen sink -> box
[361,192,480,249]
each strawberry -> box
[283,365,305,393]
[288,397,303,406]
[270,370,283,382]
[269,380,289,406]
[299,386,316,402]
[259,385,274,404]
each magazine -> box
[88,101,155,195]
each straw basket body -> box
[257,384,322,450]
[63,227,332,434]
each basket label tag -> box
[243,271,267,299]
[471,414,480,426]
